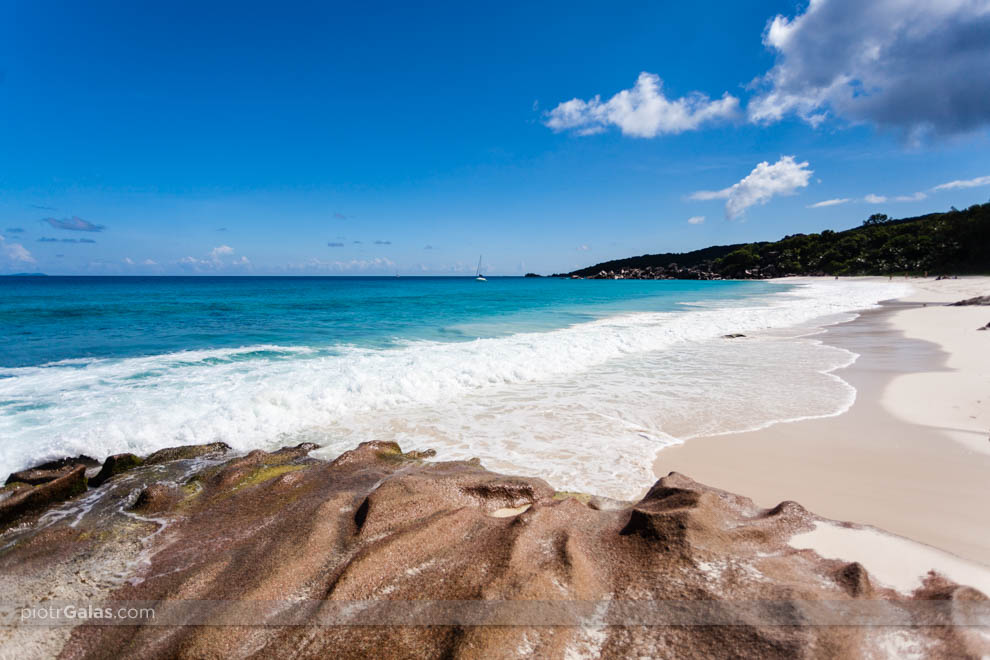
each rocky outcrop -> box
[5,456,99,487]
[88,453,144,488]
[950,295,990,306]
[144,441,231,465]
[0,442,986,659]
[0,465,87,526]
[578,264,725,280]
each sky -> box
[1,0,989,275]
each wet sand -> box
[654,280,990,566]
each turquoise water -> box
[0,276,904,497]
[0,276,773,368]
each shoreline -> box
[653,276,990,565]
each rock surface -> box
[0,465,87,526]
[88,453,145,488]
[950,295,990,306]
[0,442,986,659]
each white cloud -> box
[210,245,235,260]
[577,244,590,251]
[0,236,35,264]
[932,175,990,191]
[287,257,395,273]
[865,191,927,203]
[143,259,157,266]
[690,156,813,219]
[545,72,739,138]
[748,0,990,137]
[687,216,706,225]
[123,257,134,265]
[178,246,249,271]
[808,198,850,208]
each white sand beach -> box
[655,276,990,573]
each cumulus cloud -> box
[690,156,813,219]
[545,72,739,138]
[808,198,850,208]
[687,216,706,225]
[748,0,990,138]
[932,174,990,191]
[179,246,249,271]
[123,257,134,265]
[43,216,105,232]
[865,194,887,204]
[143,259,157,266]
[894,192,927,202]
[209,245,234,260]
[0,236,35,264]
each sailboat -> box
[475,255,486,281]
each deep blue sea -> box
[0,276,905,497]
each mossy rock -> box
[89,453,144,487]
[230,464,308,494]
[144,442,231,465]
[552,491,593,504]
[405,448,437,460]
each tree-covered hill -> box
[562,203,990,279]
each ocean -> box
[0,276,909,498]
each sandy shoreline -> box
[654,276,990,566]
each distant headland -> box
[551,203,990,280]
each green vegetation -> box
[566,243,744,278]
[568,204,990,279]
[232,464,307,491]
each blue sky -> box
[1,0,989,275]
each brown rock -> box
[89,453,144,487]
[143,441,231,465]
[30,455,100,471]
[4,455,99,486]
[949,295,990,306]
[130,483,182,514]
[834,561,873,597]
[5,465,77,486]
[0,465,87,527]
[0,442,981,658]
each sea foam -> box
[0,279,910,498]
